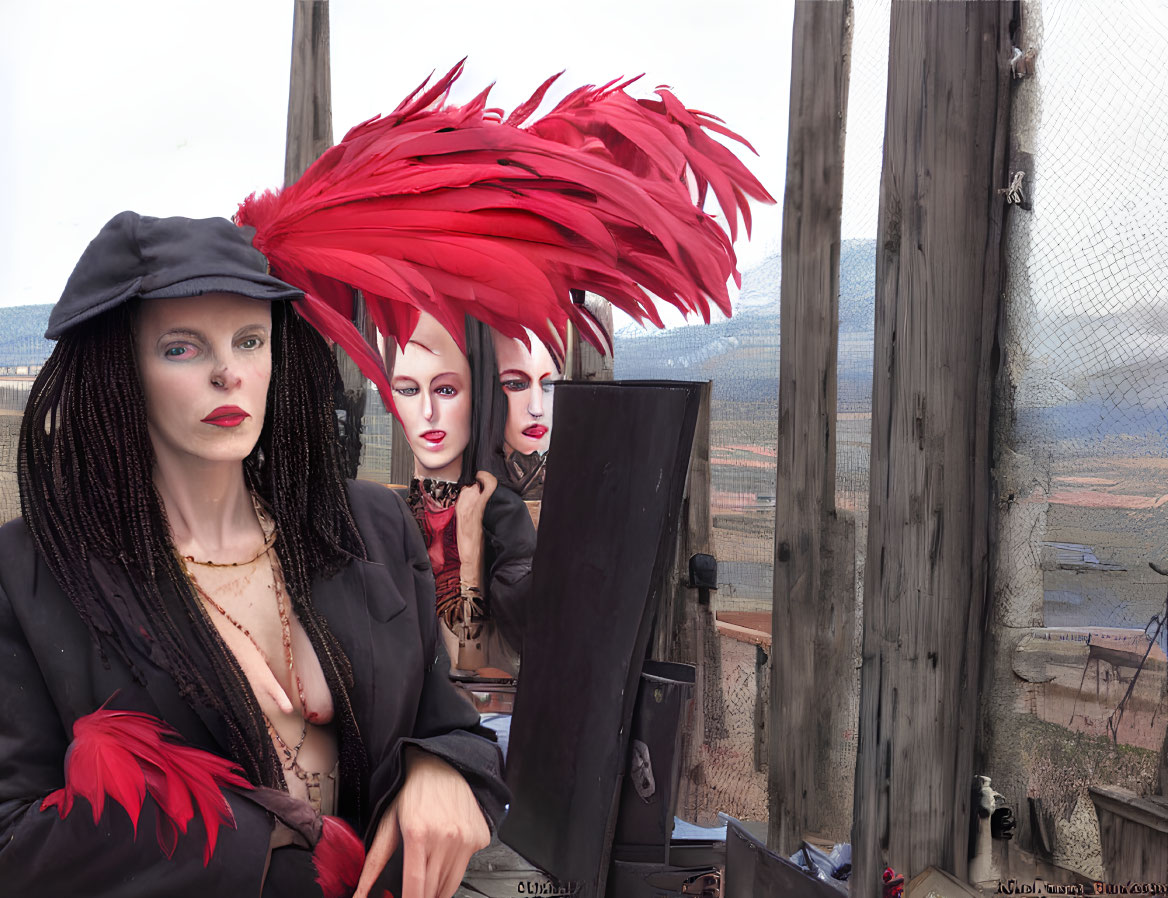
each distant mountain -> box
[726,238,876,330]
[735,251,781,310]
[0,304,53,366]
[613,239,877,402]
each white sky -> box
[0,0,793,311]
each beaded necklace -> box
[175,496,316,789]
[180,526,278,568]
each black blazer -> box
[0,479,507,896]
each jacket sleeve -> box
[0,579,282,898]
[481,485,536,655]
[361,486,510,837]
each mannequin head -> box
[390,313,473,481]
[491,330,558,456]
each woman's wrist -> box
[459,557,483,585]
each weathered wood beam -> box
[389,415,414,486]
[852,1,1011,892]
[769,0,853,854]
[380,338,416,484]
[333,292,379,480]
[284,0,332,188]
[284,0,377,479]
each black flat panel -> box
[607,861,721,898]
[500,381,702,898]
[614,661,696,858]
[723,816,846,898]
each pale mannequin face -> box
[491,330,557,456]
[135,292,272,470]
[391,314,472,482]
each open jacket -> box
[0,479,507,896]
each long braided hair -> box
[18,300,368,793]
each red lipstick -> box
[420,430,446,444]
[202,406,250,428]
[522,424,548,440]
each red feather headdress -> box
[235,60,774,400]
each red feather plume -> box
[40,707,252,865]
[235,59,775,398]
[313,815,367,898]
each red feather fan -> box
[235,60,775,401]
[40,707,251,864]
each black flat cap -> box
[46,211,304,339]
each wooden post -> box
[568,291,614,382]
[769,0,853,854]
[284,0,332,188]
[284,0,374,478]
[852,2,1011,892]
[389,416,414,486]
[381,339,415,485]
[650,380,725,823]
[332,293,379,479]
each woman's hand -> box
[353,749,490,898]
[454,472,497,576]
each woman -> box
[389,313,535,672]
[0,212,506,897]
[491,329,560,502]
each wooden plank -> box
[1090,785,1168,834]
[717,611,772,634]
[769,0,853,854]
[1089,786,1168,881]
[905,867,982,898]
[852,2,1012,893]
[716,619,771,649]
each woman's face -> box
[391,314,472,482]
[135,292,272,469]
[491,331,557,456]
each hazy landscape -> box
[4,237,1168,632]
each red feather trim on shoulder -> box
[235,63,774,385]
[40,707,252,865]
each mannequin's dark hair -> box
[18,300,369,795]
[460,317,509,484]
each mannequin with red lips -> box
[490,329,559,502]
[389,314,535,674]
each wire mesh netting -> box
[986,0,1168,877]
[0,382,31,524]
[355,387,399,485]
[1006,0,1168,631]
